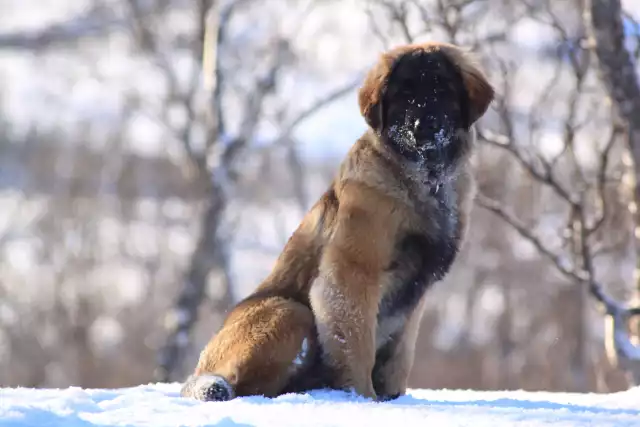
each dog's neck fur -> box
[368,126,472,203]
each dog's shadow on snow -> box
[386,394,640,417]
[159,387,640,421]
[265,389,639,418]
[6,407,114,427]
[210,417,255,427]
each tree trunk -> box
[154,176,233,382]
[569,278,590,392]
[584,0,640,386]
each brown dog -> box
[180,41,494,401]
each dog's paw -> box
[181,374,235,402]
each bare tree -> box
[363,0,640,390]
[122,0,361,381]
[124,0,287,381]
[0,3,123,50]
[0,0,362,388]
[475,0,640,386]
[585,0,640,375]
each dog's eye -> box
[403,89,415,98]
[397,76,415,89]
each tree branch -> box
[477,129,579,206]
[0,4,123,50]
[270,77,361,148]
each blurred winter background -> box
[1,0,640,394]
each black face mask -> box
[381,50,471,171]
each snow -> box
[1,385,639,427]
[293,338,309,366]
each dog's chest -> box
[375,188,460,347]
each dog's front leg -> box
[372,296,428,400]
[310,181,396,399]
[311,259,380,398]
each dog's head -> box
[358,42,494,184]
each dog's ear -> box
[460,63,494,124]
[442,46,494,124]
[358,54,395,132]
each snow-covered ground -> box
[1,384,639,427]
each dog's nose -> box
[414,120,449,148]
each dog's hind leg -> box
[180,296,317,401]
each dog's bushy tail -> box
[180,374,235,402]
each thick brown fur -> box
[181,41,494,401]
